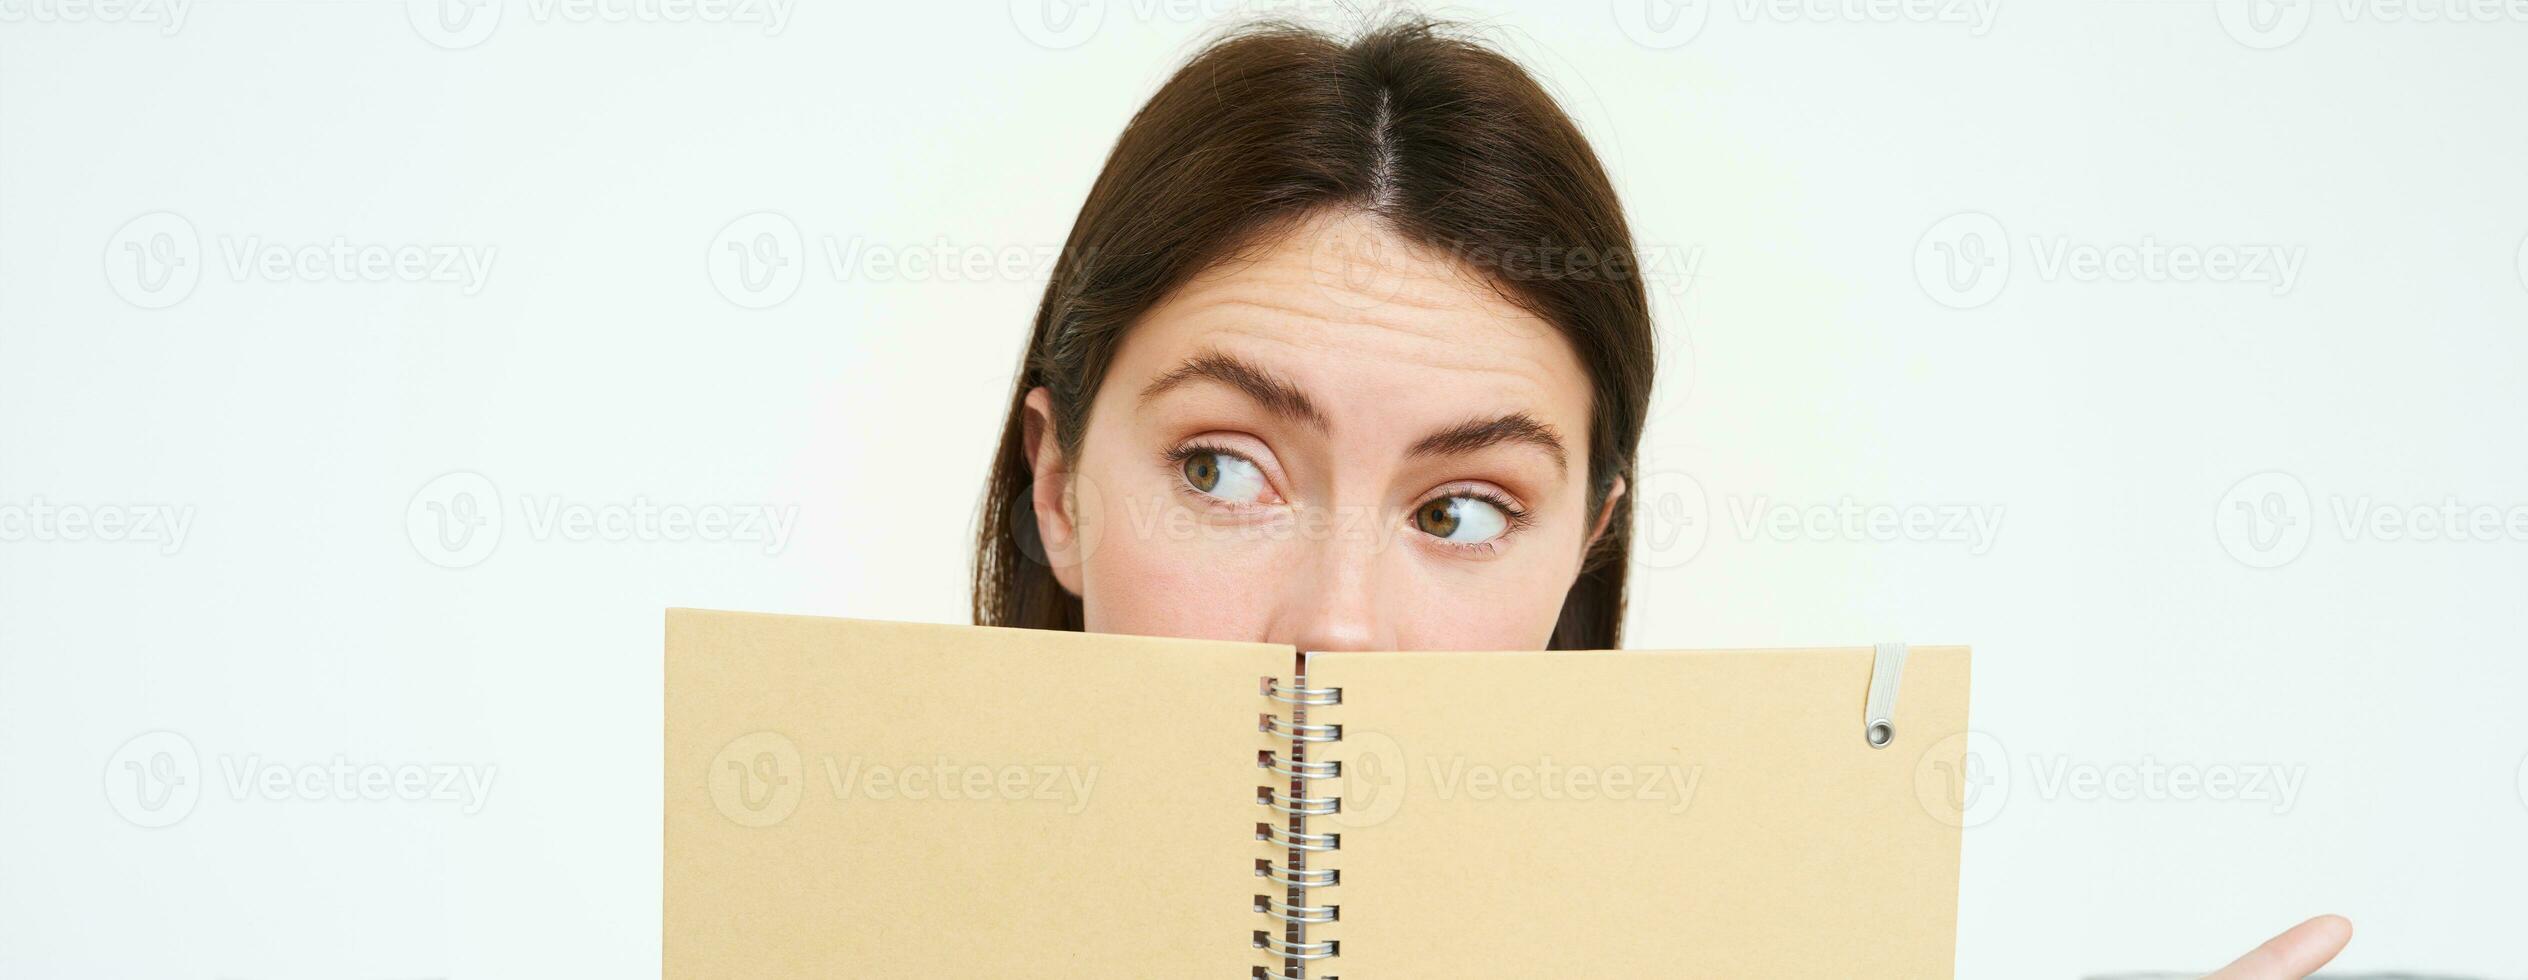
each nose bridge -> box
[1281,495,1395,653]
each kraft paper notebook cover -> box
[664,608,1972,979]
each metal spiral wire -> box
[1255,676,1341,978]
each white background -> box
[4,1,2525,977]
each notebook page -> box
[1307,646,1971,978]
[664,609,1292,978]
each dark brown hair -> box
[972,19,1656,649]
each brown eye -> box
[1412,495,1511,544]
[1179,450,1268,502]
[1414,498,1461,538]
[1183,453,1220,493]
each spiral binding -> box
[1255,677,1341,979]
[1261,716,1341,744]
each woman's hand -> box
[2203,915,2353,979]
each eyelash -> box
[1421,486,1532,556]
[1162,442,1535,551]
[1162,441,1265,506]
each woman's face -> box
[1023,211,1622,652]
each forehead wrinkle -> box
[1175,324,1589,481]
[1199,248,1544,322]
[1173,294,1549,376]
[1114,217,1597,480]
[1194,322,1560,414]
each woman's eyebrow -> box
[1409,412,1568,474]
[1139,351,1564,472]
[1136,350,1329,430]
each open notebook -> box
[664,608,1972,978]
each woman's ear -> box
[1584,474,1628,555]
[1021,387,1088,596]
